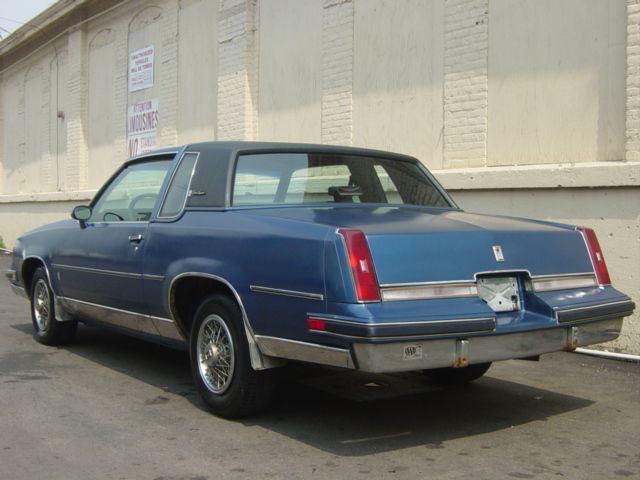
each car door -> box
[53,156,174,334]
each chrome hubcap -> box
[197,314,235,394]
[33,279,50,332]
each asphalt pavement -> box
[0,256,638,480]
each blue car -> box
[5,142,635,417]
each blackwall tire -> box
[189,294,276,418]
[30,267,77,346]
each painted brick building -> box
[0,0,638,352]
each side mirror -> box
[71,205,92,227]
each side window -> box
[91,160,172,222]
[159,153,198,217]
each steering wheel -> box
[103,212,124,222]
[128,193,158,220]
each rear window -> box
[232,153,450,207]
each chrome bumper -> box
[255,318,623,373]
[353,318,623,373]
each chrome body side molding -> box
[52,264,165,282]
[254,335,355,369]
[249,285,324,301]
[59,296,175,337]
[53,263,142,280]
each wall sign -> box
[127,99,159,158]
[129,45,154,92]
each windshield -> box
[232,153,450,207]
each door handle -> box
[128,234,144,243]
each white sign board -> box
[129,45,154,92]
[127,99,159,158]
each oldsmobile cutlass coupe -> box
[5,142,635,417]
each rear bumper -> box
[353,317,623,373]
[256,317,624,373]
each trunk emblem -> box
[492,245,505,262]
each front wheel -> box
[30,267,77,345]
[189,294,277,418]
[423,362,492,385]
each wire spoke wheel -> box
[197,314,235,394]
[32,279,51,332]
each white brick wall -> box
[443,0,488,168]
[65,27,89,190]
[628,0,640,161]
[321,0,353,146]
[157,1,180,148]
[217,0,259,141]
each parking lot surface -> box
[0,256,639,480]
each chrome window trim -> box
[84,221,148,226]
[88,157,174,224]
[130,150,179,161]
[249,285,324,301]
[157,151,200,220]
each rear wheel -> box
[30,267,77,345]
[423,362,492,384]
[189,294,277,418]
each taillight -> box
[338,228,381,302]
[307,317,326,331]
[576,227,611,285]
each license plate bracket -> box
[477,276,520,312]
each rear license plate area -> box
[477,276,520,312]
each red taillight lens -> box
[338,228,381,302]
[576,227,611,285]
[307,317,326,331]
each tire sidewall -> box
[30,268,55,341]
[189,295,251,414]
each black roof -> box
[131,141,419,164]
